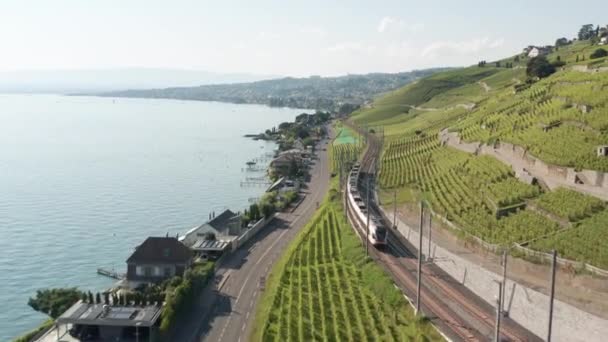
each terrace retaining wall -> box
[439,130,608,200]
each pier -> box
[97,268,125,280]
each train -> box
[346,164,388,247]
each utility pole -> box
[416,202,423,315]
[501,250,508,316]
[547,250,557,342]
[392,190,397,230]
[366,177,370,257]
[427,213,432,261]
[494,281,502,342]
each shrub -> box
[28,288,83,319]
[590,48,608,59]
[527,56,556,79]
[160,262,215,336]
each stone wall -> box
[442,133,608,200]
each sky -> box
[1,0,606,77]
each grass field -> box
[252,180,443,342]
[349,37,608,268]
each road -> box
[345,122,542,341]
[172,127,332,342]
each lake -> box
[0,94,303,340]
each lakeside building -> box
[126,237,193,284]
[179,209,240,258]
[266,177,300,194]
[47,302,161,342]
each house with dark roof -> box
[126,237,192,282]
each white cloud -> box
[299,27,327,37]
[420,37,505,58]
[326,42,365,53]
[377,16,424,34]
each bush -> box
[526,56,556,79]
[159,262,215,336]
[13,319,54,342]
[590,48,608,59]
[28,288,83,319]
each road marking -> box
[210,148,329,342]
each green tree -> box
[578,24,595,40]
[590,48,608,59]
[555,37,569,47]
[95,292,101,304]
[28,288,83,319]
[249,203,260,221]
[526,56,556,79]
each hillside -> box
[95,69,448,111]
[351,39,608,269]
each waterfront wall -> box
[381,207,608,342]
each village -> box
[35,113,332,342]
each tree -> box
[514,55,520,62]
[576,55,580,62]
[578,24,595,40]
[28,288,83,319]
[526,56,556,79]
[88,291,94,304]
[260,201,275,218]
[495,61,501,67]
[95,292,101,304]
[555,37,570,47]
[249,203,260,221]
[590,48,608,59]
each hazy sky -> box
[1,0,605,76]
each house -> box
[126,237,192,282]
[180,209,241,247]
[270,149,308,175]
[600,37,607,45]
[266,177,300,193]
[524,45,551,58]
[293,138,305,151]
[597,145,608,157]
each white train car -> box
[346,165,387,247]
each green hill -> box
[352,39,608,269]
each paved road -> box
[173,127,332,342]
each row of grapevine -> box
[533,188,606,221]
[262,207,434,341]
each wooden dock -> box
[97,268,125,280]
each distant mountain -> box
[0,68,277,94]
[96,69,450,110]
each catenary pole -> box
[416,202,423,315]
[501,250,508,316]
[547,250,557,342]
[366,177,370,257]
[393,190,397,229]
[494,281,502,342]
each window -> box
[164,267,172,277]
[144,266,152,277]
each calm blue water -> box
[0,94,301,341]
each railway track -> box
[342,121,541,342]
